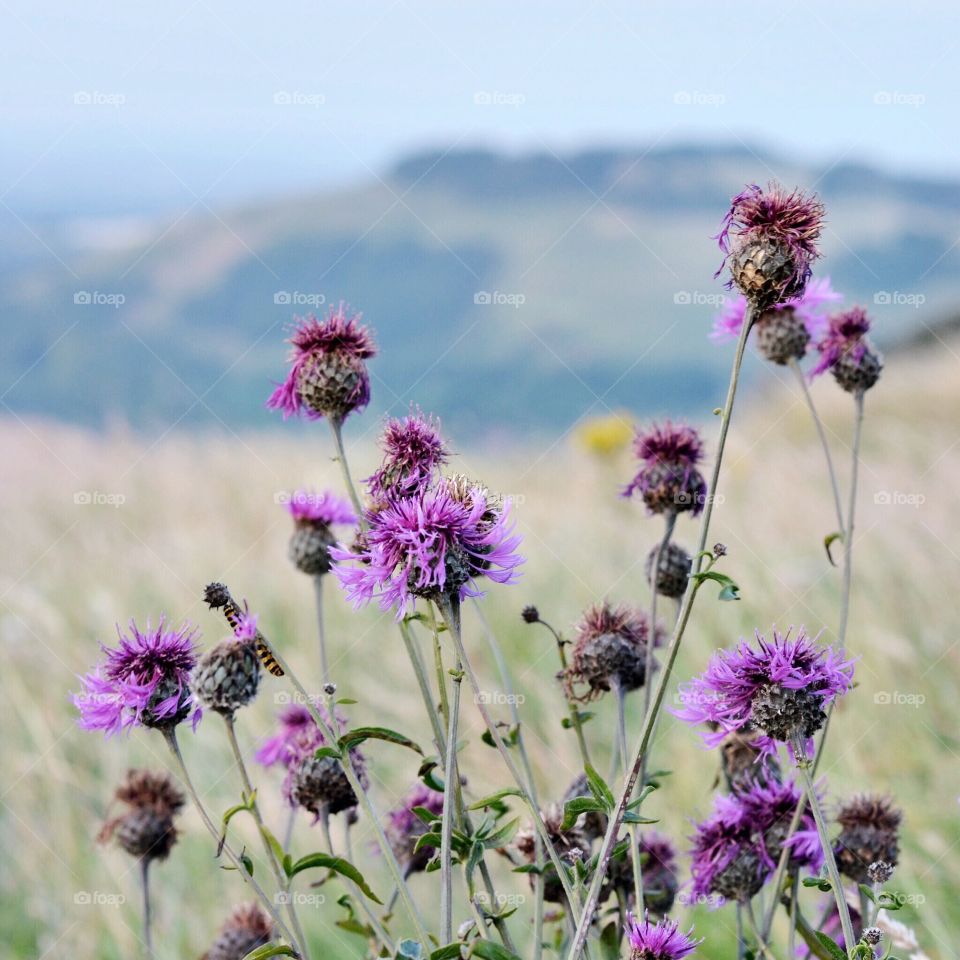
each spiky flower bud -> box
[191,637,261,716]
[712,542,727,558]
[287,752,365,817]
[521,605,540,624]
[624,423,707,517]
[646,542,691,599]
[867,859,894,884]
[862,927,883,946]
[284,489,357,576]
[754,306,810,364]
[567,602,662,699]
[202,903,272,960]
[515,806,588,903]
[717,182,824,308]
[267,303,377,422]
[834,794,902,883]
[98,769,185,863]
[812,306,883,393]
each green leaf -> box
[583,763,615,811]
[598,921,620,960]
[240,851,254,877]
[560,796,606,831]
[690,570,741,601]
[288,853,383,903]
[858,883,877,904]
[430,946,463,960]
[337,726,423,755]
[239,945,297,960]
[812,932,848,960]
[314,746,343,760]
[336,697,358,705]
[259,825,286,867]
[561,711,594,729]
[622,811,659,825]
[470,942,523,960]
[218,799,253,856]
[411,804,442,826]
[469,787,525,810]
[824,531,843,566]
[511,863,543,875]
[482,817,519,848]
[413,832,442,853]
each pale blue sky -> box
[1,0,957,214]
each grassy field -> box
[1,339,956,959]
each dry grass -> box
[2,340,957,958]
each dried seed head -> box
[835,794,902,883]
[755,306,811,364]
[191,638,261,716]
[832,346,883,394]
[204,582,231,610]
[202,903,273,960]
[867,859,894,884]
[645,542,691,600]
[521,605,540,624]
[98,769,185,863]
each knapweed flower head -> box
[285,488,358,576]
[385,782,444,873]
[834,793,902,882]
[811,305,883,392]
[646,540,692,600]
[191,611,261,716]
[719,729,781,792]
[366,409,450,501]
[279,704,368,817]
[711,277,842,364]
[625,913,702,960]
[203,902,273,960]
[266,302,376,422]
[97,769,185,862]
[717,182,825,308]
[623,422,707,516]
[332,476,523,619]
[604,832,680,916]
[688,798,765,904]
[516,805,588,903]
[567,601,664,699]
[675,627,855,752]
[733,777,823,872]
[74,617,201,736]
[255,703,315,767]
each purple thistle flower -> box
[366,409,450,500]
[675,627,854,753]
[716,182,825,307]
[266,303,377,422]
[332,478,523,619]
[710,277,842,343]
[625,913,702,960]
[74,618,201,736]
[254,704,316,767]
[811,305,883,392]
[385,782,445,873]
[734,777,824,873]
[623,422,707,516]
[285,488,357,526]
[689,797,766,904]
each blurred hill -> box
[2,142,959,436]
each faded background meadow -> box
[2,2,959,957]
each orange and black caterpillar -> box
[203,582,284,677]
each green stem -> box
[438,598,463,944]
[640,511,676,789]
[399,618,446,751]
[793,905,837,960]
[838,390,864,646]
[744,899,779,960]
[566,303,755,960]
[793,743,856,954]
[162,728,301,954]
[223,714,309,959]
[140,858,153,958]
[313,574,329,685]
[789,359,845,534]
[614,681,643,914]
[328,416,367,531]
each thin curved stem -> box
[640,511,676,789]
[328,416,367,531]
[223,714,309,959]
[140,858,153,958]
[744,899,779,960]
[399,618,446,751]
[162,728,301,954]
[614,682,643,913]
[789,359,844,534]
[313,575,329,685]
[838,390,864,645]
[566,304,755,960]
[793,744,856,954]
